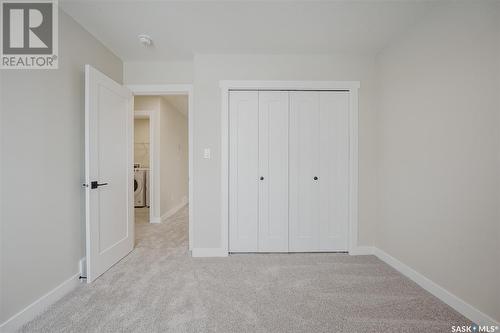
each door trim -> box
[220,81,360,255]
[127,84,194,252]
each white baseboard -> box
[79,257,86,277]
[349,245,498,325]
[0,272,80,332]
[150,216,161,224]
[349,246,376,255]
[161,198,188,222]
[192,248,228,257]
[373,248,499,327]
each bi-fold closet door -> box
[229,90,349,253]
[229,91,289,252]
[289,91,349,252]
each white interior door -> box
[289,91,349,252]
[85,65,134,282]
[229,91,259,252]
[258,91,289,252]
[318,92,349,250]
[289,91,321,251]
[229,90,349,253]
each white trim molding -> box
[127,84,194,252]
[373,248,499,327]
[349,246,376,256]
[128,84,193,96]
[79,257,87,277]
[149,216,162,224]
[192,248,228,257]
[219,80,360,91]
[220,80,360,255]
[161,197,188,222]
[0,273,80,332]
[350,246,499,327]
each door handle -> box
[91,181,109,189]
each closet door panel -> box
[318,92,349,251]
[258,91,289,252]
[289,91,320,252]
[229,91,259,252]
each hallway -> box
[135,207,188,252]
[21,206,468,332]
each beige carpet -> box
[20,206,469,332]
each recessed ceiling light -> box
[138,34,153,47]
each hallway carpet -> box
[21,206,469,332]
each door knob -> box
[260,176,264,180]
[313,176,318,180]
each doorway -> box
[130,87,193,252]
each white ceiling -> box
[163,95,188,117]
[60,0,436,62]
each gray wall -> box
[159,97,188,217]
[0,10,122,323]
[124,61,193,84]
[376,2,500,322]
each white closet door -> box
[289,91,349,252]
[258,91,289,252]
[318,92,349,251]
[289,92,321,251]
[229,91,259,252]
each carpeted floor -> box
[20,205,469,332]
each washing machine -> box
[134,169,147,207]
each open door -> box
[84,65,134,283]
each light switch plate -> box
[203,148,211,159]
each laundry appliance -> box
[134,168,148,207]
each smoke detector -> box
[138,34,153,47]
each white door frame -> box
[128,84,194,251]
[134,110,160,224]
[220,80,360,255]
